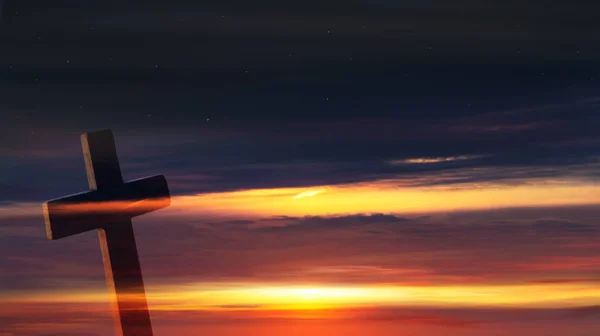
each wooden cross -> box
[42,130,171,336]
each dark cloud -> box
[253,213,408,232]
[3,205,600,332]
[2,99,600,202]
[4,204,600,293]
[1,1,600,206]
[2,6,600,202]
[532,219,594,234]
[0,302,111,336]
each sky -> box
[2,1,600,335]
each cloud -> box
[253,213,409,231]
[5,204,600,295]
[532,218,594,234]
[6,300,600,336]
[388,155,486,165]
[2,81,600,204]
[0,301,111,336]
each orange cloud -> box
[173,179,600,217]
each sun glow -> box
[10,282,600,311]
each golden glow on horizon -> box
[9,282,600,310]
[172,180,600,217]
[4,177,600,318]
[3,179,600,222]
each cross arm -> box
[43,175,170,240]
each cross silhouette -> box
[42,130,171,336]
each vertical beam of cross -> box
[43,130,171,336]
[100,223,152,336]
[83,131,153,336]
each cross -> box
[42,130,171,336]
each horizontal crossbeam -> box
[43,174,170,240]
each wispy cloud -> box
[3,94,600,203]
[5,203,600,292]
[293,189,327,199]
[388,155,485,165]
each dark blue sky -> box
[4,3,600,335]
[1,1,600,201]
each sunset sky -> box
[2,1,600,335]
